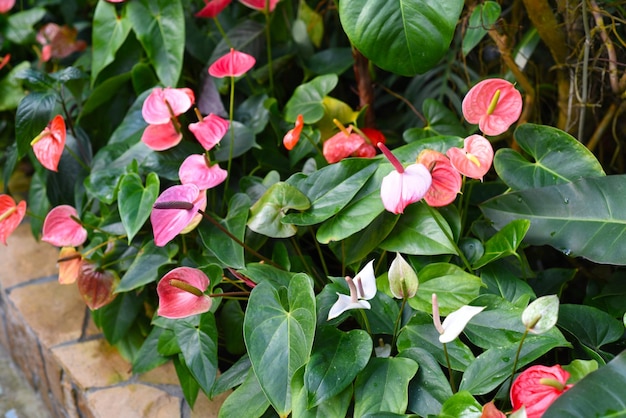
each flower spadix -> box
[462,78,522,136]
[0,194,26,245]
[378,142,432,214]
[157,267,212,319]
[432,293,485,343]
[328,260,376,320]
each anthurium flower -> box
[323,126,367,163]
[179,154,228,190]
[432,293,485,343]
[239,0,279,12]
[378,143,432,214]
[417,149,462,207]
[208,48,256,78]
[157,267,212,319]
[151,184,207,246]
[0,194,26,245]
[141,121,182,151]
[0,54,10,70]
[42,205,88,247]
[388,253,418,299]
[77,261,118,310]
[462,78,522,136]
[283,114,304,150]
[189,113,229,151]
[57,247,83,285]
[511,365,573,418]
[0,0,15,13]
[328,260,376,320]
[31,115,66,172]
[142,87,195,125]
[481,401,506,418]
[196,0,231,18]
[446,135,494,181]
[36,23,87,62]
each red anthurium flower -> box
[141,121,182,151]
[42,205,88,247]
[57,247,83,285]
[208,48,256,78]
[31,115,66,172]
[283,114,304,150]
[0,0,15,13]
[511,364,573,418]
[36,23,87,62]
[157,267,212,319]
[378,143,432,214]
[196,0,231,18]
[360,127,386,146]
[481,401,506,418]
[353,143,376,158]
[462,78,522,136]
[77,262,118,310]
[323,126,366,164]
[239,0,279,12]
[417,149,462,207]
[0,54,10,70]
[142,87,195,125]
[446,135,494,181]
[189,113,229,151]
[151,184,207,247]
[0,194,26,245]
[179,154,228,190]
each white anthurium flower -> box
[432,293,486,343]
[327,260,376,320]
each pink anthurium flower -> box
[31,115,66,172]
[0,194,26,245]
[378,143,432,214]
[283,114,304,151]
[141,121,183,151]
[57,247,83,285]
[142,87,195,125]
[462,78,522,136]
[0,0,15,13]
[208,48,256,78]
[189,113,229,151]
[511,365,573,418]
[42,205,88,247]
[196,0,231,18]
[432,293,486,343]
[151,184,207,247]
[417,149,462,207]
[179,154,228,190]
[446,135,494,181]
[157,267,212,319]
[323,126,367,163]
[328,260,376,320]
[239,0,279,12]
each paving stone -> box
[138,361,180,386]
[84,385,180,418]
[188,391,230,418]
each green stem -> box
[425,204,473,273]
[264,6,274,96]
[508,328,530,392]
[390,296,407,350]
[290,236,324,289]
[359,308,372,336]
[222,75,236,208]
[443,343,456,393]
[212,17,232,48]
[309,227,329,278]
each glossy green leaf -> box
[127,0,184,87]
[543,350,626,418]
[243,274,316,416]
[0,62,29,111]
[479,263,536,305]
[481,175,626,265]
[213,122,258,162]
[380,203,457,255]
[462,2,501,56]
[15,92,57,159]
[399,348,453,417]
[175,313,219,396]
[397,311,475,371]
[80,72,132,120]
[353,357,418,416]
[211,355,252,397]
[92,291,143,344]
[439,391,482,418]
[118,172,159,243]
[218,300,246,355]
[5,8,46,45]
[558,304,624,352]
[494,124,605,191]
[283,74,338,123]
[237,262,295,288]
[304,48,354,75]
[92,0,133,85]
[339,0,463,76]
[292,366,353,418]
[408,263,483,315]
[173,355,200,408]
[563,359,598,384]
[403,99,467,141]
[116,241,178,292]
[472,219,530,269]
[110,90,150,144]
[132,326,169,375]
[247,182,310,238]
[198,194,250,269]
[217,368,270,418]
[304,327,371,407]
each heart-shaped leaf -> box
[91,0,133,85]
[117,241,178,292]
[118,172,159,243]
[472,219,530,269]
[248,182,310,238]
[283,74,338,123]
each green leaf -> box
[15,92,57,159]
[5,8,46,45]
[217,368,270,418]
[0,62,29,111]
[462,2,501,56]
[218,300,246,355]
[562,359,598,384]
[283,74,338,123]
[173,355,200,408]
[92,0,133,85]
[213,122,258,162]
[472,219,530,269]
[543,350,626,418]
[353,357,419,416]
[117,241,178,292]
[243,274,316,416]
[494,123,605,191]
[247,182,311,238]
[80,72,132,120]
[339,0,463,76]
[403,99,467,141]
[132,326,169,375]
[292,366,353,418]
[211,355,252,397]
[175,313,219,396]
[304,327,372,408]
[127,0,184,87]
[92,292,143,344]
[558,304,624,352]
[439,391,482,418]
[481,175,626,265]
[479,263,536,305]
[118,172,159,243]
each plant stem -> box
[443,343,456,393]
[359,309,372,336]
[222,75,236,208]
[309,227,329,278]
[390,296,407,350]
[508,328,530,392]
[264,5,274,96]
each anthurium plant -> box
[2,0,626,417]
